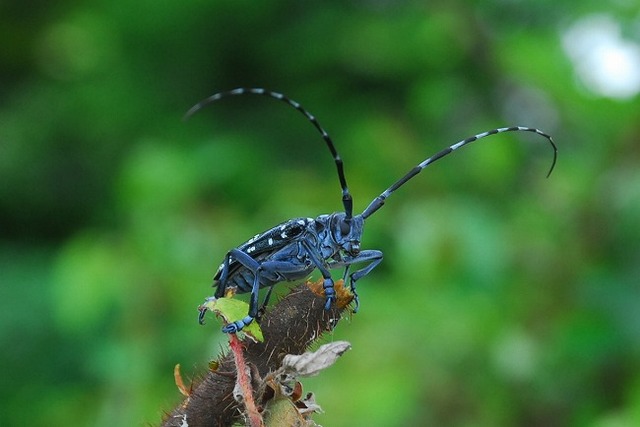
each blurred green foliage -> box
[2,1,640,426]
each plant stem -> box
[229,333,263,427]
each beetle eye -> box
[339,220,351,236]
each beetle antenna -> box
[361,126,557,219]
[185,88,354,219]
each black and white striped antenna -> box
[186,89,557,222]
[185,88,354,220]
[361,126,557,219]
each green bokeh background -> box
[2,1,640,426]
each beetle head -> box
[331,212,363,256]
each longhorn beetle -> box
[189,88,557,334]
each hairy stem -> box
[160,280,351,427]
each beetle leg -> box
[257,285,275,320]
[220,254,311,333]
[300,239,336,310]
[342,250,384,313]
[214,251,235,298]
[216,249,261,333]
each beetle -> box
[188,88,557,333]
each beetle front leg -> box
[343,249,383,313]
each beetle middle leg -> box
[219,250,311,333]
[300,239,338,310]
[334,249,384,313]
[256,285,275,320]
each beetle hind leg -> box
[222,315,255,333]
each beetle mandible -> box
[188,88,557,333]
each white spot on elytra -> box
[247,246,256,253]
[268,238,273,245]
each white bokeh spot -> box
[562,14,640,99]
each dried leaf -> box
[297,392,323,415]
[282,341,351,378]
